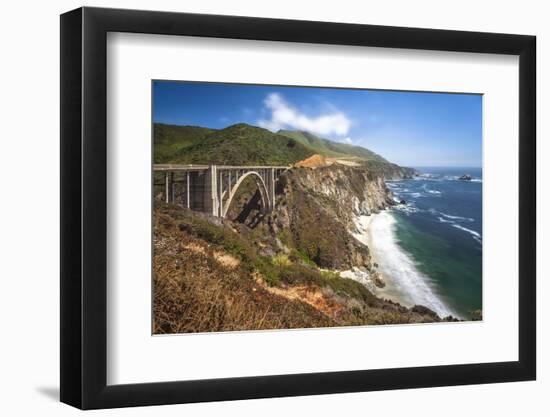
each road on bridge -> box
[153,164,288,218]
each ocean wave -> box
[421,184,442,195]
[396,188,441,199]
[394,204,420,215]
[427,209,481,244]
[416,173,442,180]
[438,212,474,222]
[392,189,423,199]
[451,224,482,243]
[357,213,456,318]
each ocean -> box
[361,167,482,320]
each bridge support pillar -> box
[164,172,170,204]
[204,165,219,217]
[268,168,275,211]
[186,171,190,209]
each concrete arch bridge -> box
[154,164,288,218]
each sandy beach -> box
[349,210,457,318]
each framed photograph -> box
[60,7,536,409]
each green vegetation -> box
[154,124,214,163]
[156,203,375,299]
[281,177,371,269]
[154,123,314,165]
[154,203,453,333]
[277,129,388,163]
[271,253,292,267]
[153,122,399,169]
[154,205,334,333]
[276,264,376,304]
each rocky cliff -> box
[361,160,418,180]
[258,165,394,271]
[225,165,398,271]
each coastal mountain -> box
[277,129,387,163]
[154,124,215,163]
[154,123,312,166]
[153,122,416,178]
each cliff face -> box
[280,165,394,227]
[384,164,417,180]
[266,165,394,270]
[362,160,417,180]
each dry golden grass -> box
[153,204,448,334]
[153,210,334,334]
[294,154,328,168]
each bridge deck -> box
[154,164,289,171]
[153,164,209,171]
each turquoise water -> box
[387,167,482,319]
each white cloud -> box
[257,93,351,137]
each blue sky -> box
[153,81,482,167]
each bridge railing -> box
[153,164,288,171]
[153,164,209,171]
[153,164,289,218]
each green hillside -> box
[154,123,314,165]
[276,130,348,158]
[153,123,404,173]
[277,130,388,163]
[154,124,214,163]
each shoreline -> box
[348,209,458,319]
[350,211,411,308]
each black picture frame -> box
[60,6,536,410]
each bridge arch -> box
[221,171,271,218]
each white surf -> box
[353,212,456,319]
